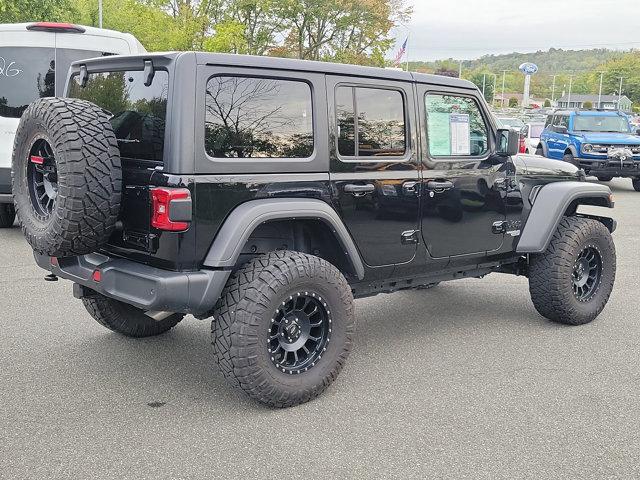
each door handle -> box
[402,181,419,194]
[426,180,454,191]
[344,183,375,196]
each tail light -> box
[518,134,526,154]
[26,22,86,33]
[150,187,192,232]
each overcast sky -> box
[391,0,640,61]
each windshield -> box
[68,69,169,162]
[573,115,631,133]
[529,124,544,137]
[0,47,54,118]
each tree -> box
[583,100,593,109]
[544,99,551,107]
[468,71,494,103]
[508,97,518,107]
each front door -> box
[328,76,420,267]
[418,88,507,258]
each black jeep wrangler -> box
[12,53,617,407]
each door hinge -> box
[401,230,420,245]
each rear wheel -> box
[211,251,355,408]
[596,176,613,182]
[633,178,640,192]
[82,291,184,337]
[535,145,544,156]
[528,217,615,325]
[0,203,15,228]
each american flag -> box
[393,38,408,66]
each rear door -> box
[327,76,420,267]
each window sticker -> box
[428,111,451,156]
[450,113,470,155]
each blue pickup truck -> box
[538,110,640,190]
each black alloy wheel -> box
[268,292,331,374]
[27,138,58,219]
[572,246,603,302]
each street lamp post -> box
[598,72,604,109]
[501,70,507,108]
[567,75,574,108]
[618,76,624,109]
[98,0,103,28]
[551,75,557,105]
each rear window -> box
[0,47,54,118]
[68,69,169,162]
[204,76,314,159]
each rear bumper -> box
[578,158,640,177]
[34,252,230,315]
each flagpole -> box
[405,34,410,72]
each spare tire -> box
[12,98,121,257]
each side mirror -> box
[555,125,568,134]
[496,128,519,157]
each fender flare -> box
[203,198,365,280]
[565,144,579,157]
[517,181,613,253]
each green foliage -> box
[0,0,73,22]
[544,99,551,107]
[508,97,518,107]
[583,100,593,109]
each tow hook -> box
[44,273,58,282]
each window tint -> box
[554,115,568,128]
[544,115,553,127]
[205,76,313,158]
[425,94,488,157]
[55,49,114,95]
[68,70,169,162]
[0,47,54,118]
[336,86,406,158]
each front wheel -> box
[596,176,613,182]
[633,178,640,192]
[528,217,616,325]
[211,251,355,408]
[535,146,544,156]
[562,152,579,167]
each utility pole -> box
[567,75,574,108]
[597,72,604,109]
[618,76,624,108]
[501,70,507,108]
[98,0,103,28]
[492,73,498,106]
[551,75,557,105]
[482,73,486,100]
[458,60,462,79]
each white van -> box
[0,22,146,227]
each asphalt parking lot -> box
[1,178,639,480]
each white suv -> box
[0,22,146,227]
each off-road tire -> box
[529,216,616,325]
[596,176,613,182]
[562,152,579,167]
[211,251,355,408]
[12,97,121,257]
[82,291,184,337]
[0,203,15,228]
[632,178,640,192]
[535,145,544,156]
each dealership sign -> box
[519,62,538,75]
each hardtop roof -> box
[73,51,478,90]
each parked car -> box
[537,110,640,189]
[519,122,545,154]
[12,52,617,407]
[495,116,525,131]
[0,22,146,227]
